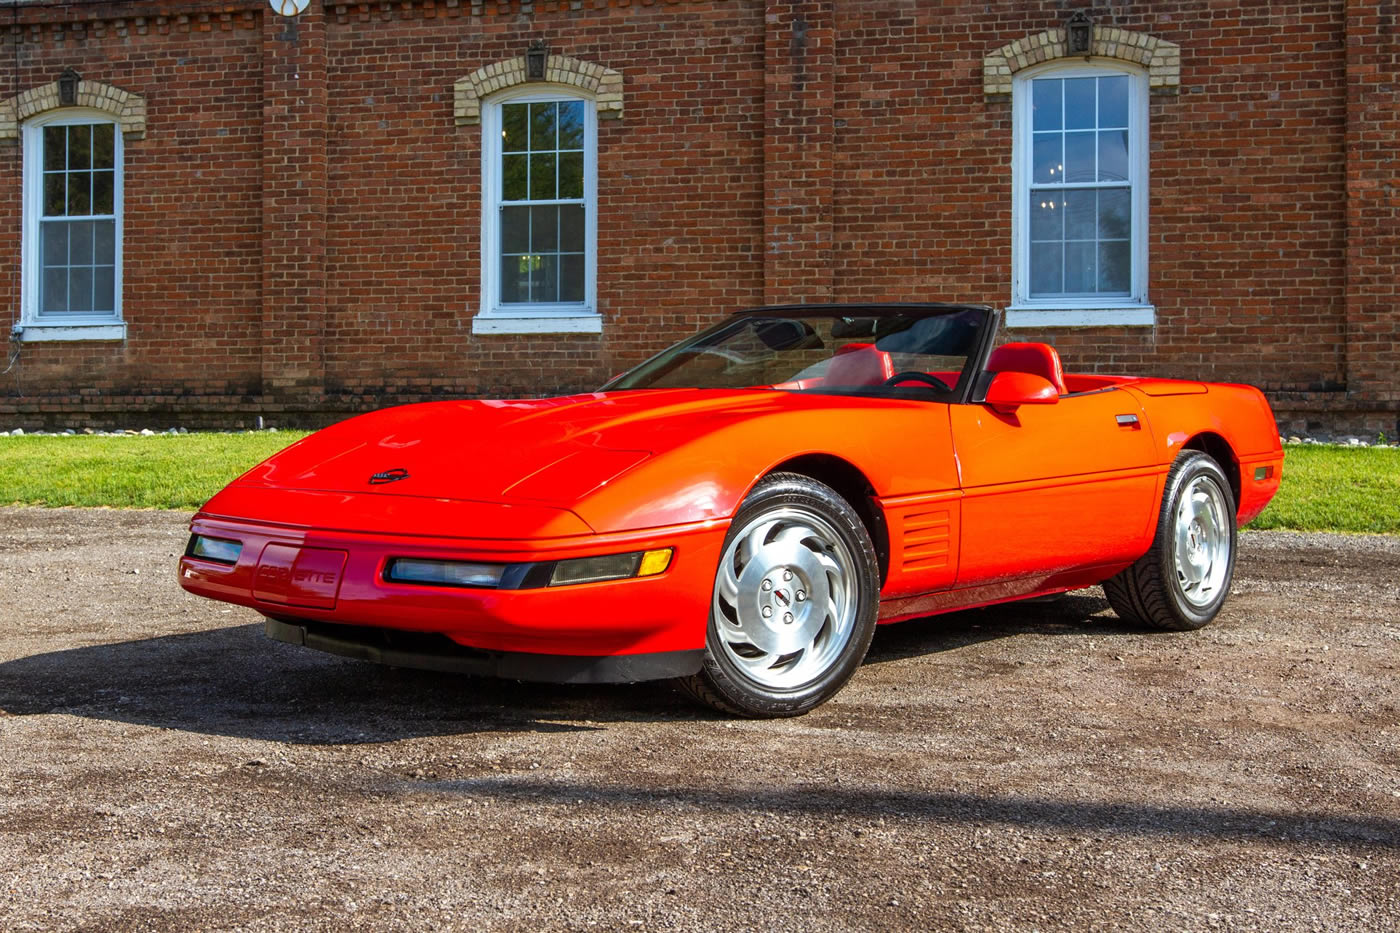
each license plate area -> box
[253,544,348,609]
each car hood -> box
[230,389,796,508]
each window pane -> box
[41,223,69,267]
[502,104,528,152]
[558,151,584,199]
[1098,130,1128,183]
[92,124,115,169]
[1098,76,1129,128]
[1064,132,1096,183]
[1099,188,1131,240]
[44,175,66,216]
[1032,136,1062,185]
[529,153,556,200]
[93,171,115,215]
[1032,79,1062,131]
[67,172,91,216]
[1099,241,1131,293]
[532,253,559,303]
[1064,189,1097,241]
[1064,78,1096,130]
[500,254,528,304]
[70,221,95,264]
[530,205,559,252]
[68,125,91,170]
[501,206,530,253]
[502,154,528,201]
[41,268,67,313]
[94,266,116,313]
[1064,241,1096,294]
[560,204,585,252]
[558,101,585,149]
[1029,242,1063,295]
[560,254,585,303]
[43,126,66,171]
[1029,193,1062,242]
[529,102,556,150]
[68,267,94,312]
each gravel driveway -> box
[1,507,1397,931]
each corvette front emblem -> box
[368,468,410,485]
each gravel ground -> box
[0,507,1397,931]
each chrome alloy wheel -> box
[713,506,859,690]
[1173,473,1231,608]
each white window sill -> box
[1005,306,1155,328]
[472,314,602,335]
[14,321,127,342]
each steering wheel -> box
[883,371,952,392]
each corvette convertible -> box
[179,304,1283,717]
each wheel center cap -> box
[775,589,791,607]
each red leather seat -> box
[986,342,1067,395]
[826,343,896,386]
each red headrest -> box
[986,342,1067,396]
[826,343,896,387]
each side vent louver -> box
[902,509,952,571]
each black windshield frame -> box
[601,303,1000,405]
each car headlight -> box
[549,548,672,586]
[187,535,243,565]
[385,558,508,588]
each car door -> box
[949,387,1161,587]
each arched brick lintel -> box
[984,27,1181,97]
[0,79,148,143]
[454,54,624,126]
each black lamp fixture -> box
[58,67,81,107]
[1066,11,1094,55]
[526,40,548,81]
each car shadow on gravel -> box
[0,623,708,744]
[865,591,1128,665]
[399,775,1400,850]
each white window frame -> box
[19,109,126,342]
[475,87,599,335]
[1008,62,1153,328]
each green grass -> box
[0,433,1396,533]
[1246,443,1400,534]
[0,432,310,511]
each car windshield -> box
[603,306,990,399]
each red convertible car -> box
[179,304,1282,717]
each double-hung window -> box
[476,91,598,334]
[21,111,125,340]
[1011,65,1150,325]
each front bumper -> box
[178,509,727,659]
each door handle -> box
[1115,414,1140,428]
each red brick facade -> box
[1,0,1395,436]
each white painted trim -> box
[478,86,598,327]
[1005,306,1155,328]
[16,321,128,341]
[471,314,602,335]
[1010,62,1149,315]
[21,110,124,328]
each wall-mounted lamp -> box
[58,68,81,107]
[1066,11,1094,55]
[526,40,549,81]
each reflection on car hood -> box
[232,389,804,507]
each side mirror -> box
[984,370,1059,413]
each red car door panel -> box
[951,389,1161,586]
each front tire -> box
[1104,451,1237,631]
[676,473,879,717]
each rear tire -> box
[675,473,879,717]
[1104,451,1237,631]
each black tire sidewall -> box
[701,474,880,717]
[1158,453,1237,628]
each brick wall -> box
[0,0,1394,436]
